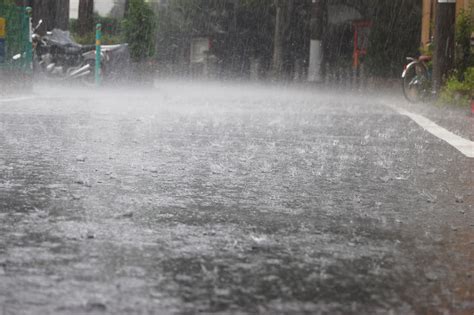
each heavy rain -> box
[0,1,473,314]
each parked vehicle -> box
[13,20,129,85]
[401,55,433,103]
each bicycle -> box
[401,55,433,103]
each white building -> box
[70,0,164,19]
[70,0,119,19]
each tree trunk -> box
[432,2,456,93]
[272,0,294,79]
[78,0,94,36]
[32,0,70,32]
[55,0,69,30]
[124,0,130,18]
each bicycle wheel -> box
[402,62,429,103]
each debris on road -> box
[76,155,87,162]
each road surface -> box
[0,82,473,314]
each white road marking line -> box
[0,96,36,103]
[389,105,474,158]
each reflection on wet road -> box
[0,83,473,314]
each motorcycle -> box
[14,19,129,85]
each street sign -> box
[0,18,5,63]
[438,0,456,3]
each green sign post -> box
[25,6,32,73]
[95,23,101,86]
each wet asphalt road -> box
[0,82,473,315]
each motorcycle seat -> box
[62,44,95,55]
[81,45,96,52]
[63,45,82,55]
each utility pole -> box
[308,0,326,82]
[432,0,456,93]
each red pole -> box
[353,26,358,68]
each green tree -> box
[155,0,275,75]
[122,0,156,62]
[365,0,422,77]
[455,8,474,80]
[154,0,309,78]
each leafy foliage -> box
[122,0,156,62]
[154,0,276,75]
[72,32,122,46]
[154,0,310,78]
[365,0,422,77]
[70,14,122,45]
[439,7,473,106]
[454,8,473,80]
[439,67,474,106]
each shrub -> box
[454,8,473,80]
[72,32,122,46]
[439,67,474,106]
[438,7,473,107]
[70,14,122,45]
[366,0,422,77]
